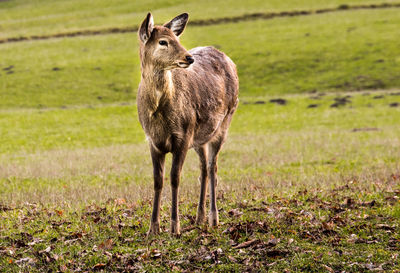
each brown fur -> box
[137,13,238,235]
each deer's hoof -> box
[209,211,219,227]
[147,222,160,237]
[196,209,206,225]
[170,220,181,236]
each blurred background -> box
[0,0,399,204]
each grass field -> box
[1,0,396,39]
[1,0,400,271]
[0,91,399,204]
[1,92,400,271]
[1,7,400,108]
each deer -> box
[137,12,239,236]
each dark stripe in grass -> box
[1,2,400,44]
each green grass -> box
[1,92,399,205]
[0,0,393,39]
[0,91,399,155]
[0,105,143,154]
[1,8,400,108]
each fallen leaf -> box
[360,200,376,207]
[322,264,334,272]
[348,234,358,243]
[64,232,84,240]
[15,257,35,265]
[228,208,243,217]
[93,263,106,270]
[114,198,126,206]
[39,246,51,254]
[98,239,113,250]
[0,204,13,212]
[266,236,278,247]
[59,264,68,272]
[233,239,260,249]
[227,255,237,263]
[376,224,395,231]
[385,196,399,205]
[55,209,63,216]
[151,249,161,259]
[28,238,44,246]
[265,249,289,258]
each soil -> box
[269,98,287,105]
[352,128,379,132]
[330,96,351,107]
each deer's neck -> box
[141,65,174,107]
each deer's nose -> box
[185,55,194,64]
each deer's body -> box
[137,13,238,235]
[138,46,238,152]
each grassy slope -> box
[1,92,399,205]
[1,8,400,108]
[0,0,394,39]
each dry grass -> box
[1,127,399,206]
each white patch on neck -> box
[155,89,162,103]
[156,89,162,98]
[166,70,173,92]
[155,71,173,105]
[149,70,174,118]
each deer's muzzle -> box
[177,54,194,68]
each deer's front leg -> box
[170,145,188,235]
[147,145,166,236]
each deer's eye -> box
[159,40,168,46]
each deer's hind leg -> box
[208,134,225,227]
[207,110,236,227]
[194,145,208,224]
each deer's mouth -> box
[177,61,191,68]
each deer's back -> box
[176,46,238,108]
[173,46,239,145]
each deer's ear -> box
[164,13,188,37]
[139,13,154,44]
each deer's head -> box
[138,13,194,70]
